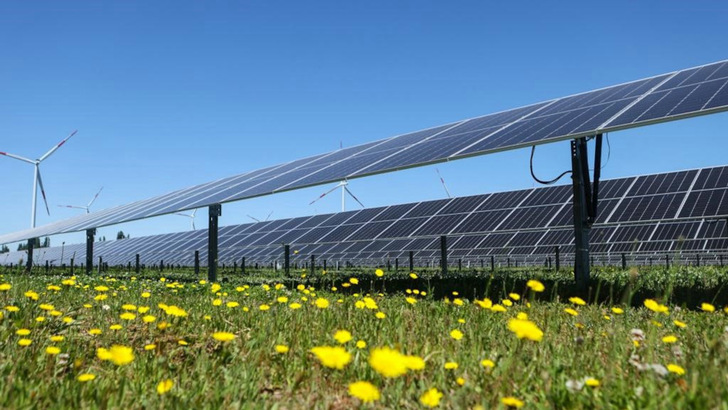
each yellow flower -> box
[406,297,417,305]
[163,305,188,317]
[356,340,367,349]
[178,340,188,346]
[502,396,524,408]
[157,379,174,395]
[46,346,61,355]
[419,388,443,408]
[450,329,464,340]
[289,303,302,310]
[526,279,545,292]
[25,290,39,300]
[226,301,240,308]
[349,278,359,285]
[143,315,157,323]
[348,381,380,403]
[88,328,102,335]
[611,307,624,314]
[62,316,74,324]
[644,299,669,314]
[0,283,11,291]
[564,308,579,316]
[94,286,109,292]
[662,335,678,344]
[98,345,135,366]
[212,299,223,307]
[39,303,55,311]
[481,359,495,368]
[276,296,288,304]
[334,330,353,344]
[210,283,221,293]
[569,297,586,306]
[310,346,351,369]
[121,304,137,311]
[701,303,715,312]
[144,344,156,351]
[369,347,408,377]
[502,299,513,307]
[16,329,31,336]
[258,304,270,311]
[212,332,236,342]
[444,361,458,370]
[35,316,45,322]
[50,335,64,342]
[507,318,543,342]
[491,304,507,313]
[375,312,386,319]
[674,320,687,328]
[456,377,465,386]
[120,312,136,320]
[667,364,685,375]
[18,339,32,346]
[409,273,418,279]
[405,355,425,371]
[585,377,600,387]
[516,312,528,320]
[375,269,384,277]
[275,345,289,354]
[509,293,521,301]
[315,298,330,309]
[5,305,19,312]
[110,324,123,330]
[77,373,96,382]
[141,292,151,298]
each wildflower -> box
[157,379,174,395]
[212,299,223,306]
[454,298,464,306]
[121,304,136,311]
[569,297,586,306]
[585,377,600,387]
[375,312,386,319]
[409,273,418,279]
[509,293,521,301]
[142,315,156,323]
[526,280,545,292]
[667,364,685,375]
[89,329,102,336]
[0,283,11,291]
[35,316,45,322]
[491,304,507,313]
[375,269,384,277]
[481,359,495,368]
[674,320,687,328]
[516,312,528,320]
[419,388,443,408]
[349,278,359,285]
[144,344,156,350]
[476,298,493,309]
[212,332,236,342]
[701,303,715,312]
[5,305,19,312]
[99,345,135,366]
[334,330,353,344]
[348,381,380,403]
[612,307,625,314]
[46,346,61,355]
[369,347,408,377]
[315,298,330,309]
[50,335,64,342]
[662,335,678,344]
[163,306,188,317]
[110,324,123,330]
[644,299,669,314]
[507,318,543,342]
[501,396,524,408]
[289,303,302,310]
[564,308,579,316]
[226,301,240,308]
[356,340,367,349]
[364,297,378,310]
[405,355,425,370]
[275,345,289,354]
[310,346,351,369]
[141,292,151,298]
[444,361,458,370]
[211,283,221,293]
[39,303,55,311]
[406,297,417,305]
[259,304,270,311]
[450,329,464,340]
[18,339,32,346]
[77,373,96,382]
[94,286,109,292]
[120,312,136,320]
[16,329,31,336]
[178,340,188,346]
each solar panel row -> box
[3,60,728,245]
[5,166,726,267]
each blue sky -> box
[1,1,727,248]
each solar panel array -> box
[4,166,726,268]
[2,60,728,245]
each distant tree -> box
[41,237,50,248]
[17,238,41,251]
[117,231,127,240]
[0,244,8,253]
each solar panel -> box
[4,165,727,267]
[4,61,728,245]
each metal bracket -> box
[207,204,221,282]
[571,134,602,290]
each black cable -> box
[530,145,572,185]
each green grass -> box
[1,268,727,409]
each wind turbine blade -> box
[265,211,273,221]
[309,185,339,205]
[436,168,452,198]
[247,214,260,222]
[0,151,35,164]
[87,186,104,207]
[36,168,51,216]
[59,204,86,210]
[191,209,197,218]
[174,213,191,218]
[39,130,77,162]
[345,187,365,208]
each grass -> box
[1,267,727,408]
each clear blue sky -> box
[1,1,727,248]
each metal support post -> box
[570,135,601,291]
[440,235,448,275]
[284,245,290,274]
[490,255,495,272]
[25,238,34,273]
[242,257,246,275]
[555,245,560,271]
[621,253,626,270]
[696,253,700,267]
[194,251,200,274]
[86,229,95,275]
[409,251,414,272]
[311,254,315,272]
[208,204,221,282]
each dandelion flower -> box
[701,303,715,312]
[369,347,408,377]
[89,328,102,336]
[157,379,174,395]
[409,273,418,279]
[375,312,386,319]
[419,388,442,408]
[585,377,600,387]
[18,339,32,346]
[259,304,270,311]
[275,345,289,354]
[120,312,136,320]
[662,335,678,344]
[481,359,495,368]
[16,329,31,336]
[644,299,669,314]
[509,293,521,301]
[334,330,353,344]
[569,297,586,306]
[611,307,625,314]
[564,308,579,316]
[674,320,687,328]
[375,269,384,277]
[310,346,351,369]
[667,364,685,375]
[0,283,11,291]
[212,332,235,342]
[526,280,545,292]
[144,344,156,351]
[444,361,458,370]
[406,297,417,305]
[348,381,380,403]
[315,298,330,309]
[77,373,96,382]
[507,318,543,342]
[450,329,464,340]
[356,340,367,349]
[289,303,302,310]
[405,355,425,371]
[50,335,64,342]
[456,377,465,386]
[143,315,157,323]
[46,346,61,355]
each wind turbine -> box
[59,186,103,214]
[435,168,452,198]
[247,211,273,223]
[310,180,364,212]
[0,130,78,228]
[175,209,198,230]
